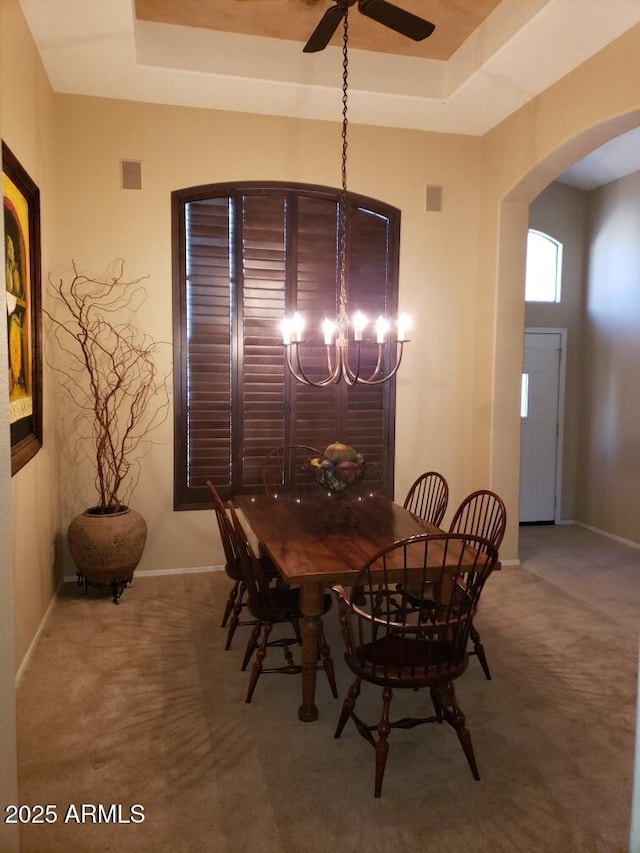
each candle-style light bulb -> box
[292,312,305,342]
[397,313,412,342]
[375,316,390,344]
[281,317,292,345]
[322,318,336,346]
[352,311,367,341]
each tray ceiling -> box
[134,0,501,60]
[17,0,640,140]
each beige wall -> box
[579,171,640,542]
[3,1,640,677]
[478,23,640,559]
[1,0,59,844]
[52,95,484,573]
[0,3,18,843]
[1,0,60,668]
[526,181,588,521]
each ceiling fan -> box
[303,0,435,53]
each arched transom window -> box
[525,229,563,303]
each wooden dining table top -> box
[234,490,442,587]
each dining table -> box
[234,489,450,722]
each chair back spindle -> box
[403,471,449,526]
[262,445,323,496]
[449,489,507,548]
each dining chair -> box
[332,532,499,797]
[394,471,449,612]
[228,505,339,704]
[206,480,278,652]
[262,444,323,496]
[403,470,449,526]
[448,489,507,680]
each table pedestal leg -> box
[298,582,323,722]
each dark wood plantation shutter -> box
[176,196,233,496]
[239,193,287,490]
[172,182,399,508]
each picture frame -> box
[3,141,42,475]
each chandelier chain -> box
[281,3,409,387]
[338,7,350,331]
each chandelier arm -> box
[284,339,405,386]
[338,345,357,386]
[354,341,406,385]
[325,343,337,376]
[283,344,311,384]
[340,339,361,385]
[284,342,343,387]
[371,343,386,377]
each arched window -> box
[525,229,563,303]
[172,182,400,508]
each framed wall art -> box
[3,141,42,475]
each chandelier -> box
[281,6,411,387]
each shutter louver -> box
[183,197,232,500]
[240,193,288,490]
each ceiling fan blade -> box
[303,4,347,52]
[357,0,435,41]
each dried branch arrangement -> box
[44,260,170,512]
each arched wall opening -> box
[490,110,640,850]
[488,109,640,562]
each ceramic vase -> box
[68,506,147,602]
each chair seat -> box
[347,636,468,688]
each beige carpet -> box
[17,524,638,852]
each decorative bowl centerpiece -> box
[310,443,365,495]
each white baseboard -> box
[137,564,224,577]
[15,586,61,688]
[521,519,640,550]
[62,564,225,584]
[575,522,640,551]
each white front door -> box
[519,330,564,523]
